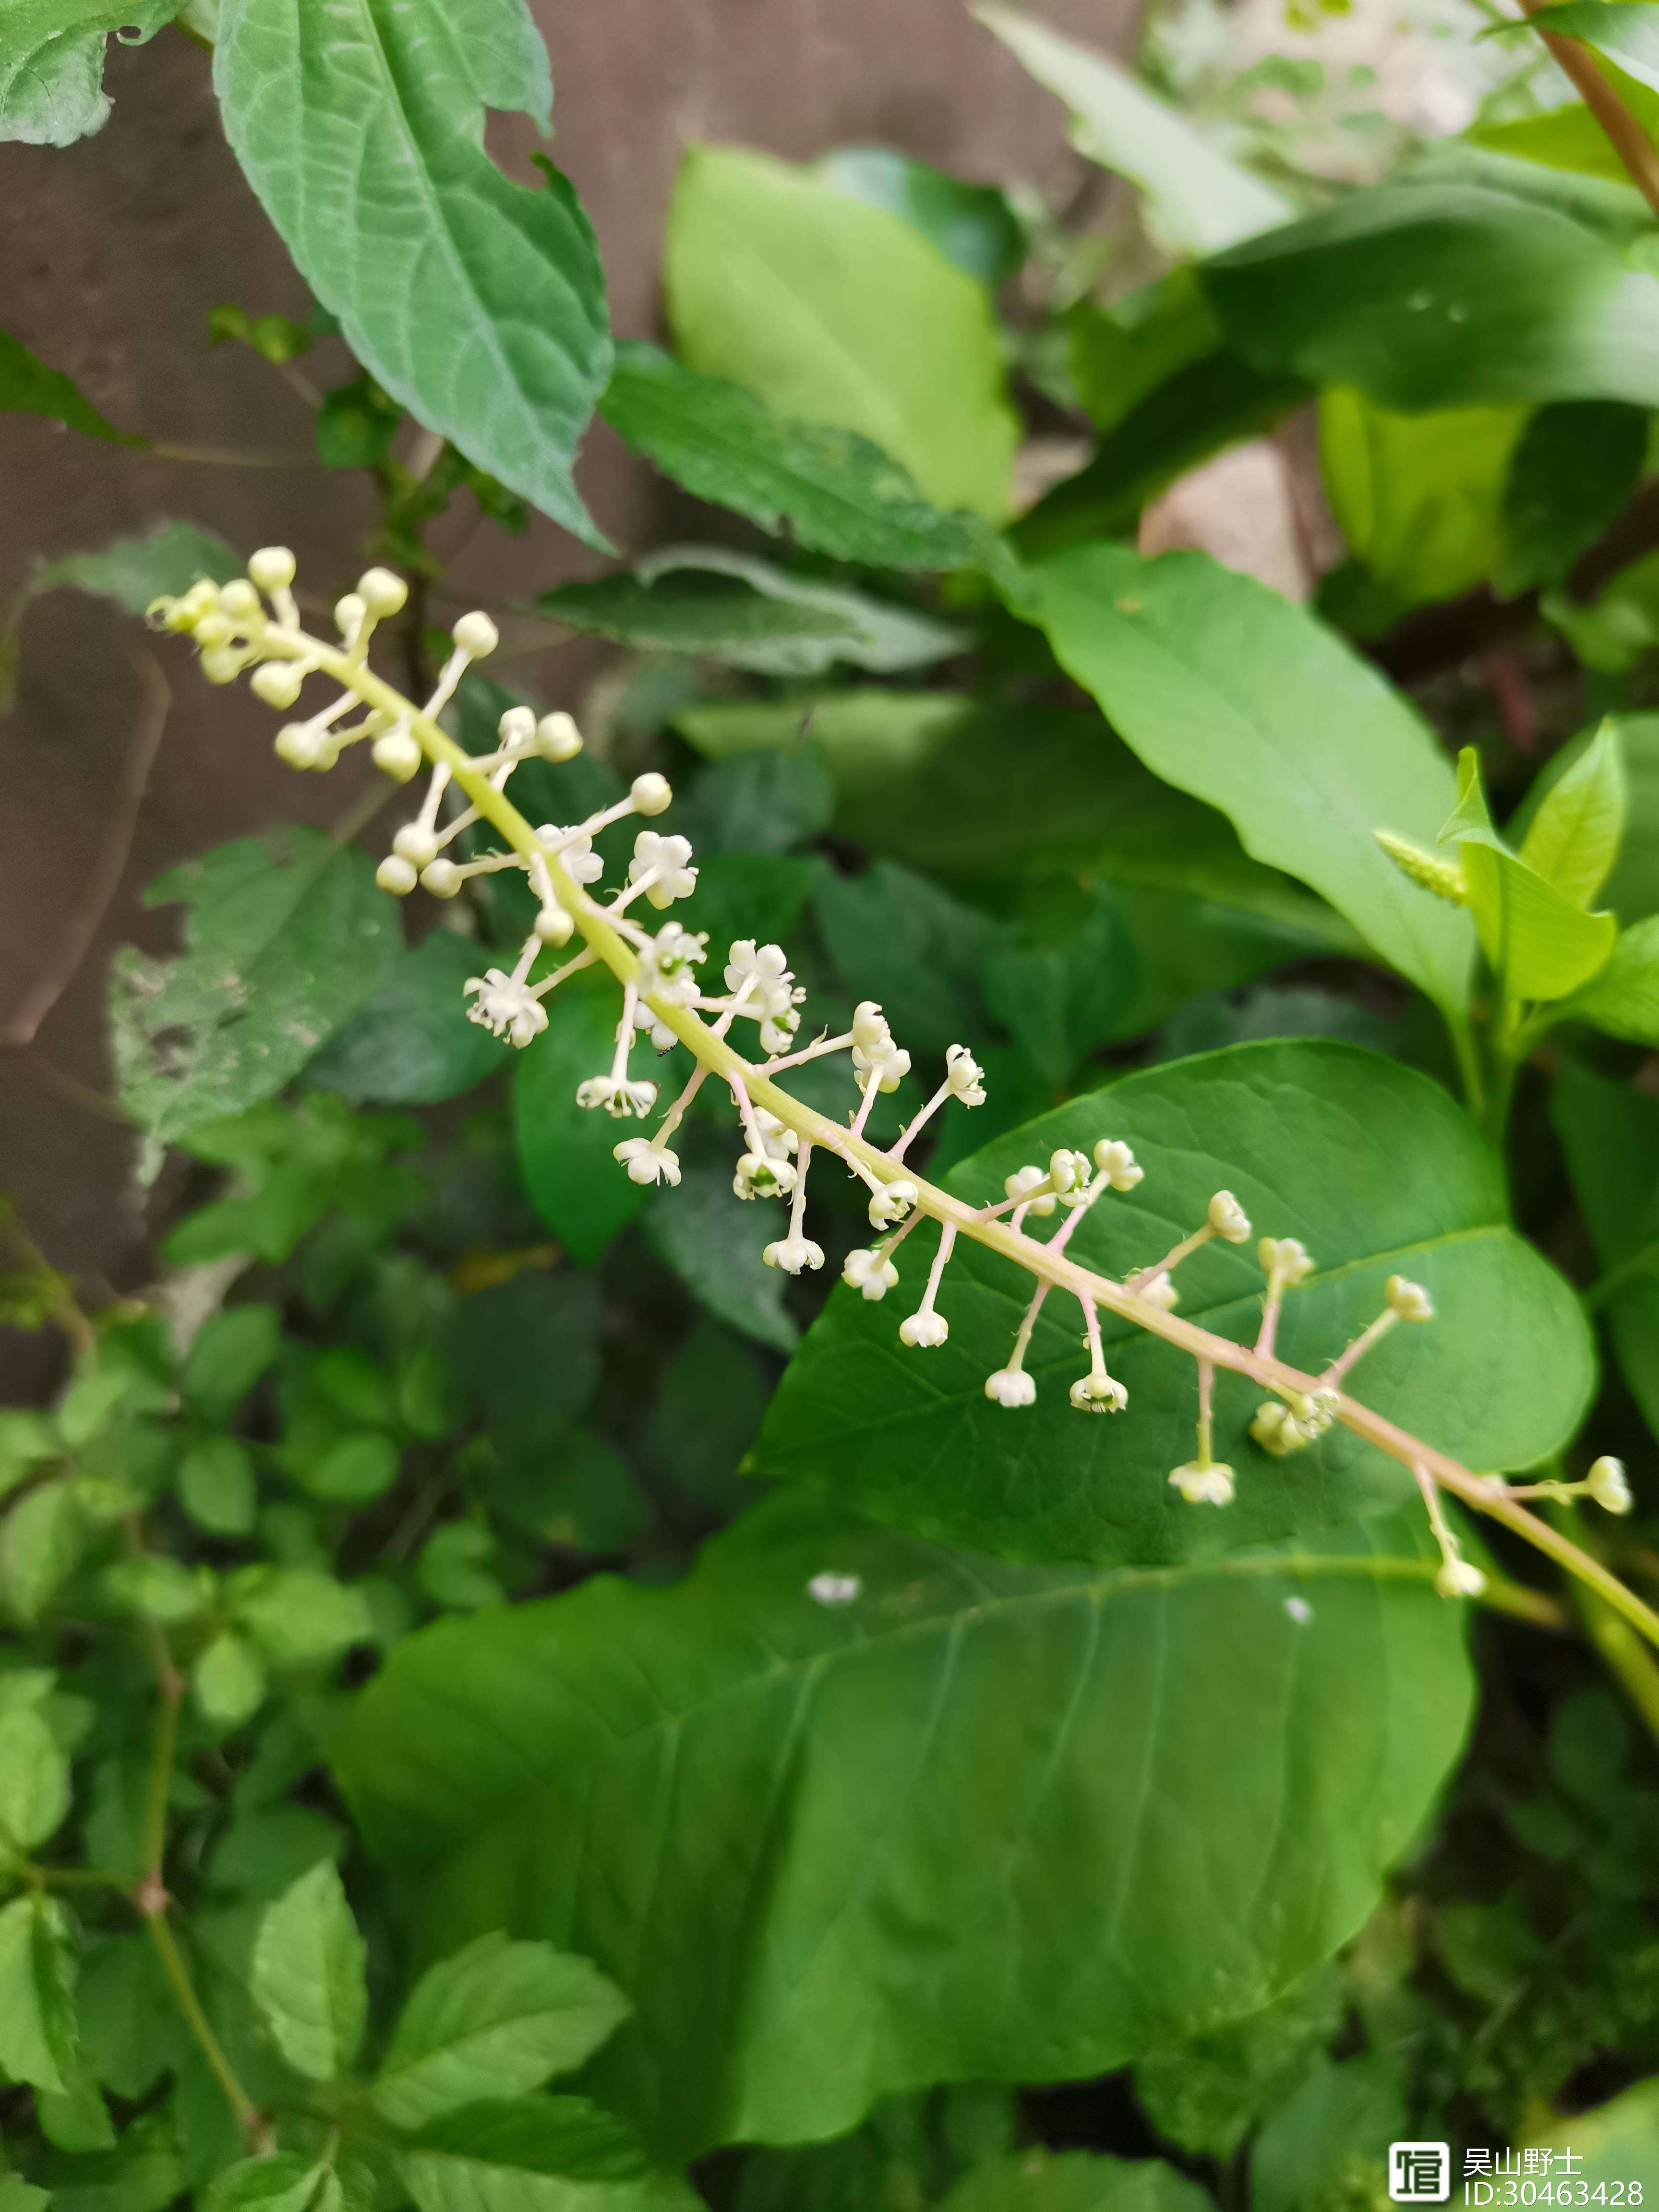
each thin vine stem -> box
[253,622,1659,1657]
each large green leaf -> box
[972,4,1289,253]
[1203,153,1659,411]
[1497,399,1648,594]
[816,148,1025,287]
[109,830,401,1175]
[0,328,135,442]
[1553,1065,1659,1445]
[940,2152,1211,2212]
[337,1489,1473,2158]
[601,344,1016,585]
[1459,842,1616,1002]
[513,989,662,1265]
[664,145,1018,520]
[250,1862,367,2083]
[1517,718,1627,909]
[0,0,174,147]
[753,1042,1593,1565]
[1521,714,1659,921]
[1025,546,1474,1017]
[400,2097,697,2212]
[306,931,506,1106]
[1566,914,1659,1038]
[214,0,610,545]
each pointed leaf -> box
[0,1703,71,1852]
[337,1493,1473,2159]
[0,328,137,442]
[1514,1,1659,93]
[1566,914,1659,1040]
[250,1862,368,2081]
[1519,719,1628,907]
[1554,1065,1659,1450]
[1459,842,1617,1000]
[0,1896,70,2092]
[401,2097,697,2212]
[940,2150,1212,2212]
[1497,399,1648,594]
[206,2155,334,2212]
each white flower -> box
[985,1368,1035,1408]
[637,922,707,1006]
[945,1045,986,1106]
[808,1572,862,1606]
[1070,1370,1127,1413]
[633,1002,678,1051]
[1260,1237,1314,1286]
[734,1151,796,1201]
[867,1178,918,1230]
[463,970,548,1050]
[1005,1165,1056,1218]
[1385,1274,1434,1322]
[539,826,604,885]
[900,1310,949,1348]
[851,1000,912,1092]
[1435,1558,1487,1600]
[630,831,697,909]
[1139,1271,1179,1310]
[614,1138,681,1187]
[1587,1455,1633,1515]
[1207,1190,1251,1243]
[1049,1149,1093,1205]
[1093,1139,1142,1190]
[725,940,806,1054]
[753,1109,799,1164]
[576,1075,659,1118]
[764,1233,825,1275]
[843,1248,899,1300]
[1169,1461,1235,1506]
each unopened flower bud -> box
[393,825,441,868]
[219,579,263,624]
[376,855,418,895]
[497,706,536,749]
[249,546,297,595]
[358,566,408,617]
[1587,1455,1633,1515]
[1385,1275,1433,1322]
[985,1368,1036,1408]
[275,723,324,768]
[1093,1139,1142,1190]
[452,611,499,658]
[536,711,582,761]
[843,1249,899,1301]
[421,859,462,899]
[535,903,574,946]
[1139,1272,1179,1310]
[1005,1164,1055,1218]
[1259,1236,1314,1286]
[900,1310,949,1348]
[631,772,672,817]
[1208,1190,1251,1243]
[1169,1461,1234,1505]
[1435,1558,1486,1600]
[193,614,234,649]
[373,730,422,782]
[1048,1149,1092,1203]
[250,662,304,709]
[335,592,368,638]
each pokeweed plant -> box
[13,0,1659,2203]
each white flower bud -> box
[1138,1272,1179,1310]
[275,723,325,767]
[393,825,441,868]
[1004,1165,1056,1218]
[985,1368,1036,1408]
[452,611,499,658]
[1207,1190,1251,1243]
[335,592,368,638]
[219,579,263,624]
[1587,1455,1633,1515]
[630,771,673,817]
[807,1572,861,1606]
[1435,1558,1486,1600]
[1385,1275,1434,1322]
[375,855,418,896]
[373,730,422,782]
[358,566,408,617]
[1049,1149,1093,1204]
[495,705,536,751]
[249,546,297,594]
[421,859,463,899]
[945,1045,986,1106]
[1093,1139,1142,1190]
[899,1310,949,1348]
[193,613,234,648]
[842,1249,899,1300]
[867,1179,918,1230]
[250,662,304,709]
[1250,1402,1302,1456]
[1259,1237,1314,1286]
[200,644,243,685]
[534,903,574,946]
[535,711,583,761]
[1169,1461,1235,1505]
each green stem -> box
[259,623,1659,1657]
[143,1910,266,2147]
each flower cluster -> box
[151,551,1640,1608]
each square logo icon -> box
[1388,2142,1451,2203]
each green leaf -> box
[1249,2052,1404,2212]
[538,549,962,678]
[178,1435,258,1539]
[1133,1967,1343,2160]
[451,1274,601,1449]
[110,830,401,1174]
[1203,152,1659,411]
[30,518,241,613]
[816,148,1025,287]
[754,1041,1593,1565]
[46,2112,182,2212]
[1566,913,1659,1038]
[1517,713,1659,920]
[0,1894,75,2093]
[1519,718,1628,908]
[1468,96,1658,186]
[643,1141,799,1356]
[401,2096,698,2212]
[1,1482,85,1626]
[103,1555,211,1627]
[601,344,1017,583]
[205,2154,333,2212]
[1497,399,1648,593]
[250,1861,368,2082]
[416,1522,505,1613]
[305,929,518,1106]
[513,991,658,1264]
[815,862,998,1053]
[374,1934,631,2131]
[1068,270,1224,436]
[0,0,173,147]
[0,328,136,442]
[939,2150,1212,2212]
[1511,0,1659,92]
[337,1491,1473,2159]
[192,1633,268,1731]
[77,1935,177,2099]
[1317,386,1525,614]
[1459,842,1617,1001]
[230,1567,372,1667]
[0,1702,70,1852]
[1026,546,1474,1018]
[664,144,1018,520]
[484,1430,646,1556]
[1527,2076,1659,2190]
[182,1304,282,1423]
[1553,1065,1659,1441]
[214,0,610,546]
[971,4,1289,253]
